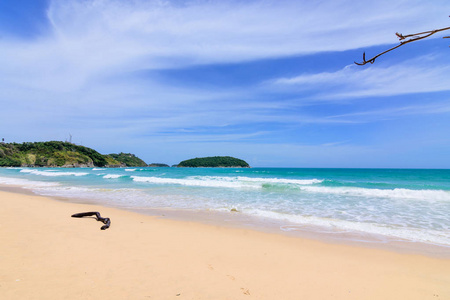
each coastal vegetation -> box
[0,141,109,167]
[177,156,250,168]
[0,141,147,168]
[108,152,148,167]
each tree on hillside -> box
[355,20,450,66]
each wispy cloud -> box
[271,56,450,99]
[43,0,449,65]
[327,102,450,122]
[2,0,449,91]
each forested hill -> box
[108,152,148,167]
[0,141,147,168]
[177,156,250,168]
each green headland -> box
[0,141,147,168]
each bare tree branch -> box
[355,25,450,66]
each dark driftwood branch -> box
[355,25,450,65]
[71,211,111,230]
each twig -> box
[355,26,450,65]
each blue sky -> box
[1,0,450,168]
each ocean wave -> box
[103,174,125,179]
[297,186,450,201]
[0,176,60,187]
[246,209,450,246]
[131,176,256,188]
[92,168,106,171]
[19,169,89,177]
[29,185,159,209]
[125,169,136,172]
[130,175,323,189]
[234,176,323,185]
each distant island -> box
[0,141,148,168]
[148,163,170,167]
[177,156,250,168]
[108,152,148,167]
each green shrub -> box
[0,157,22,167]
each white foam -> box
[193,176,323,185]
[245,209,450,246]
[0,176,60,188]
[298,186,450,201]
[30,185,159,209]
[19,169,88,177]
[190,176,322,185]
[103,174,124,179]
[131,175,322,189]
[92,168,106,171]
[131,176,257,189]
[125,169,136,172]
[234,176,323,185]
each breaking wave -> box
[19,169,89,177]
[131,175,323,189]
[296,186,450,201]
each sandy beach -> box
[1,189,449,300]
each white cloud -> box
[271,56,450,99]
[1,0,448,96]
[327,102,450,121]
[2,0,450,90]
[43,0,450,64]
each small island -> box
[148,163,170,167]
[177,156,250,168]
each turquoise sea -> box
[1,167,449,248]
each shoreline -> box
[1,188,450,299]
[2,184,450,259]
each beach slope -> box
[0,190,449,300]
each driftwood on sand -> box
[71,211,111,230]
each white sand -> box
[1,190,449,299]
